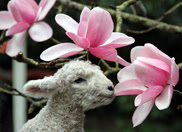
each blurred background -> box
[0,0,182,132]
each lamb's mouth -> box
[98,92,115,99]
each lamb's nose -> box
[108,86,114,91]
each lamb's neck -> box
[45,93,85,132]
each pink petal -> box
[8,1,22,22]
[131,45,159,63]
[77,7,90,37]
[89,46,117,62]
[145,44,172,66]
[25,0,39,13]
[102,32,135,48]
[0,11,16,30]
[134,85,163,106]
[6,22,29,36]
[114,79,146,96]
[86,7,113,47]
[170,58,179,86]
[137,57,171,74]
[155,85,173,110]
[132,99,155,127]
[40,43,84,61]
[134,59,169,87]
[116,55,131,66]
[36,0,56,21]
[55,14,78,34]
[6,31,26,56]
[29,21,52,42]
[8,0,36,24]
[117,64,138,82]
[66,32,90,49]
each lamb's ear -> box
[23,76,58,98]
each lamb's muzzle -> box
[19,60,114,132]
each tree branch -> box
[0,30,5,42]
[0,84,47,113]
[174,89,182,96]
[12,51,87,69]
[116,0,137,32]
[127,2,182,34]
[58,0,182,34]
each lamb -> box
[19,60,115,132]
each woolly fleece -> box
[19,60,114,132]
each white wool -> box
[19,60,114,132]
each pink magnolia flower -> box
[115,43,179,127]
[40,7,135,66]
[0,0,56,56]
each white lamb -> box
[19,60,114,132]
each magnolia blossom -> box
[0,0,56,56]
[40,7,135,66]
[115,43,179,127]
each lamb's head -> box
[23,60,114,111]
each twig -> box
[51,37,61,44]
[1,84,47,109]
[100,59,121,76]
[116,8,122,32]
[101,59,111,69]
[177,62,182,70]
[117,0,137,11]
[115,0,137,32]
[104,67,120,76]
[0,30,5,42]
[157,2,182,21]
[58,0,182,34]
[128,2,182,34]
[174,89,182,96]
[12,51,87,69]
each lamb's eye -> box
[74,78,86,83]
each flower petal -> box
[8,0,36,24]
[114,79,146,96]
[170,58,179,86]
[29,21,52,42]
[116,55,131,66]
[0,11,16,30]
[102,32,135,48]
[132,99,155,127]
[40,43,84,61]
[145,43,172,66]
[134,85,163,106]
[155,85,173,110]
[55,14,78,34]
[117,64,138,82]
[134,59,169,87]
[77,7,90,37]
[8,0,22,22]
[37,0,56,21]
[6,31,26,56]
[131,45,158,63]
[66,32,90,49]
[89,46,117,62]
[137,57,171,74]
[86,7,113,47]
[25,0,39,13]
[6,22,29,36]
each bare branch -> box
[174,89,182,96]
[116,0,137,32]
[128,2,182,34]
[12,51,87,69]
[58,0,182,34]
[0,30,5,42]
[51,37,61,44]
[0,83,47,113]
